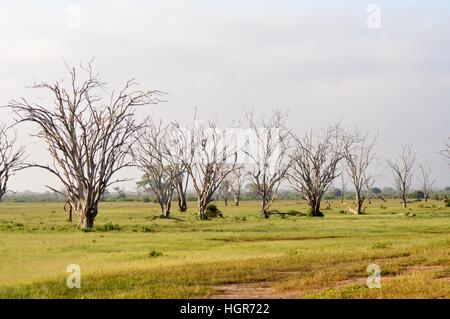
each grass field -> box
[0,199,449,299]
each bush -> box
[445,201,450,207]
[372,241,393,249]
[410,190,425,199]
[149,249,163,257]
[203,204,224,220]
[306,208,324,217]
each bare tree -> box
[133,119,181,218]
[343,130,377,214]
[174,169,189,212]
[363,174,376,205]
[387,145,415,208]
[219,177,231,206]
[230,168,245,206]
[244,110,291,218]
[171,115,238,219]
[8,62,160,228]
[418,165,435,202]
[0,124,25,202]
[288,125,344,217]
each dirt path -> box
[208,281,298,299]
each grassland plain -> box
[0,199,449,299]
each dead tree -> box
[219,177,231,206]
[343,130,377,214]
[174,169,189,212]
[0,124,25,202]
[133,119,181,218]
[8,61,160,228]
[170,115,238,219]
[288,126,344,217]
[230,168,245,206]
[243,110,291,218]
[387,145,415,208]
[418,165,435,202]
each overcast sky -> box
[0,0,449,192]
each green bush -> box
[149,249,163,257]
[203,204,224,220]
[372,241,393,249]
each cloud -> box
[0,0,449,191]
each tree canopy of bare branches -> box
[133,119,181,218]
[418,165,435,202]
[289,125,344,217]
[387,145,415,208]
[8,62,161,228]
[343,130,377,214]
[170,115,238,219]
[244,110,291,218]
[0,124,25,202]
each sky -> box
[0,0,449,192]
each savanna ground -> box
[0,199,449,299]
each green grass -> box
[0,199,449,298]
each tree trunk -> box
[198,197,209,220]
[176,185,187,212]
[78,202,98,229]
[356,193,364,214]
[234,193,240,206]
[224,197,228,206]
[261,197,270,218]
[402,194,407,208]
[161,201,171,218]
[309,198,323,217]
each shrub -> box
[149,249,163,257]
[203,204,224,220]
[445,201,450,207]
[372,241,393,249]
[306,208,324,217]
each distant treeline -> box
[4,186,450,203]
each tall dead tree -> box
[171,116,238,219]
[8,62,160,228]
[0,124,25,202]
[343,130,377,214]
[418,165,435,202]
[387,145,415,208]
[133,119,180,218]
[288,126,344,217]
[244,110,291,218]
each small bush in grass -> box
[203,204,224,220]
[445,201,450,207]
[82,222,121,232]
[379,204,386,209]
[372,241,393,249]
[306,208,324,217]
[149,249,163,257]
